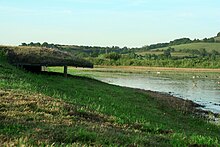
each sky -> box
[0,0,220,47]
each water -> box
[78,70,220,113]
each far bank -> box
[91,65,220,73]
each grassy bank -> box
[1,55,220,146]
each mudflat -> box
[94,65,220,73]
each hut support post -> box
[64,66,68,77]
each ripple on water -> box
[96,73,220,114]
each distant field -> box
[136,51,163,56]
[148,43,220,52]
[136,51,191,57]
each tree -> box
[163,49,171,58]
[193,39,200,43]
[191,49,200,56]
[199,48,208,57]
[207,38,215,43]
[21,43,27,46]
[217,32,220,37]
[90,52,99,57]
[203,38,208,42]
[42,42,49,47]
[169,38,192,46]
[105,52,121,60]
[127,52,138,59]
[29,42,34,46]
[210,50,219,60]
[203,38,215,43]
[168,47,175,52]
[34,42,41,47]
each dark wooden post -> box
[64,66,68,77]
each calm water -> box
[78,70,220,113]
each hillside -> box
[17,34,220,68]
[1,47,220,146]
[150,42,220,52]
[19,33,220,58]
[135,42,220,57]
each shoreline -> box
[135,88,220,124]
[72,66,220,117]
[93,65,220,73]
[47,68,220,124]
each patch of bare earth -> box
[142,90,201,111]
[136,89,219,122]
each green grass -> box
[0,55,220,146]
[149,42,220,52]
[0,45,93,68]
[136,51,191,57]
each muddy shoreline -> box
[135,88,220,124]
[47,68,220,124]
[94,65,220,73]
[74,66,220,115]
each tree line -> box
[19,32,220,68]
[20,32,220,56]
[88,52,220,68]
[20,42,59,49]
[141,36,220,51]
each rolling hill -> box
[135,42,220,56]
[152,42,220,52]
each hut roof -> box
[0,46,93,68]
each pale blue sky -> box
[0,0,220,47]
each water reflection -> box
[94,73,220,113]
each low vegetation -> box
[150,42,220,52]
[0,49,220,146]
[0,46,93,68]
[88,55,220,68]
[20,33,220,68]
